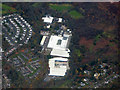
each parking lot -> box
[2,14,33,55]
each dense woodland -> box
[2,2,120,88]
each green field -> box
[49,4,84,19]
[32,3,40,7]
[69,10,84,19]
[1,3,17,14]
[49,4,73,12]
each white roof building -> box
[47,34,71,57]
[42,15,54,24]
[58,18,62,23]
[51,49,70,58]
[40,36,47,46]
[46,25,51,28]
[49,57,69,76]
[47,34,70,50]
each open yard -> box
[49,4,73,12]
[69,10,84,19]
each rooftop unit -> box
[42,15,54,24]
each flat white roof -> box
[49,57,69,76]
[49,68,67,76]
[46,25,50,28]
[58,18,62,23]
[40,36,47,46]
[42,15,53,23]
[47,35,70,50]
[50,49,70,57]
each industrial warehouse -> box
[40,15,72,76]
[48,57,70,76]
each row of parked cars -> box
[2,14,32,45]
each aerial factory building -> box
[47,34,72,58]
[47,33,72,76]
[41,15,72,77]
[48,57,69,76]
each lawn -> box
[49,4,84,19]
[69,10,84,19]
[32,3,40,7]
[1,3,17,14]
[49,4,73,12]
